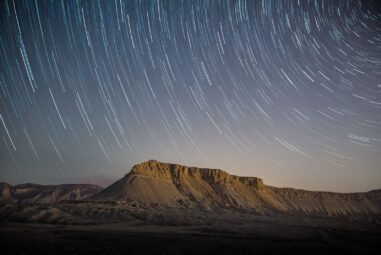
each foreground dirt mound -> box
[91,160,381,218]
[0,182,103,204]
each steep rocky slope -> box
[0,182,102,203]
[92,160,381,218]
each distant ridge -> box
[91,160,381,217]
[0,182,102,204]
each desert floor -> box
[1,217,381,255]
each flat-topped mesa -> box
[91,160,381,217]
[129,160,264,190]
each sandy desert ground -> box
[1,202,381,255]
[1,214,381,255]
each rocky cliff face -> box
[0,182,103,204]
[130,160,264,190]
[92,160,381,218]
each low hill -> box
[0,182,102,204]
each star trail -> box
[0,0,380,192]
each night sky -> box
[1,0,380,192]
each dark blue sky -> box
[1,0,380,192]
